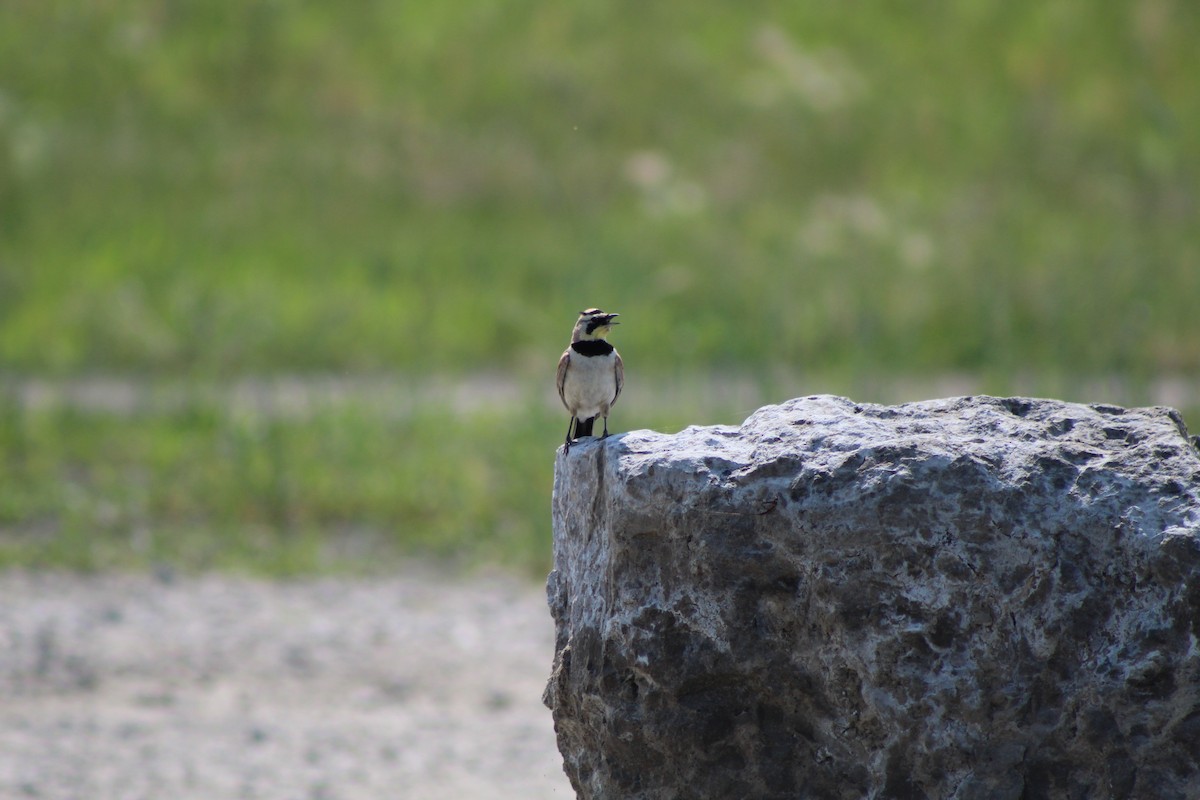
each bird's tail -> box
[575,416,595,438]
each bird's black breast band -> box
[571,340,615,357]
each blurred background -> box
[1,1,1197,576]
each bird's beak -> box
[605,313,620,325]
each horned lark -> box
[557,308,624,450]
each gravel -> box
[0,568,572,800]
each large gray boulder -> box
[544,395,1200,800]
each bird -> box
[557,308,624,451]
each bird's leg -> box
[600,416,610,439]
[563,416,576,450]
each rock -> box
[544,395,1200,800]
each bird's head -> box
[573,308,620,342]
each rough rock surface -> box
[544,395,1200,800]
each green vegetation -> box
[1,2,1197,573]
[0,395,559,573]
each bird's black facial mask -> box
[585,314,618,335]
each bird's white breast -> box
[562,351,618,419]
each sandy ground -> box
[0,569,573,800]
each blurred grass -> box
[0,1,1198,573]
[0,394,561,574]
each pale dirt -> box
[0,568,573,800]
[6,373,1198,420]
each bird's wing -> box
[612,350,624,406]
[556,349,571,407]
